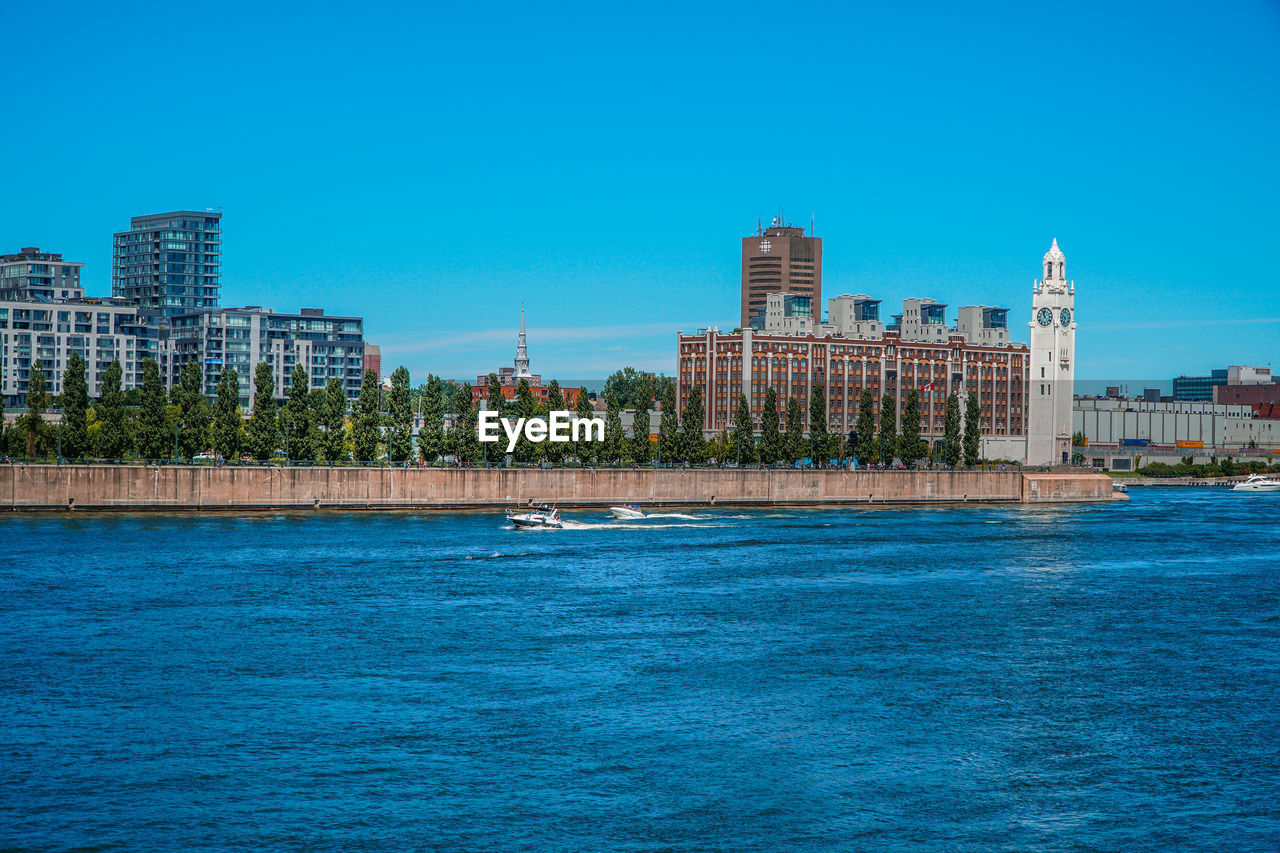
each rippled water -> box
[2,488,1278,851]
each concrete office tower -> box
[1027,239,1076,465]
[0,248,84,301]
[741,216,821,330]
[112,210,222,318]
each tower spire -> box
[513,305,531,378]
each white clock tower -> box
[1027,239,1075,465]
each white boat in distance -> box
[609,505,646,520]
[507,505,564,528]
[1231,474,1280,493]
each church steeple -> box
[513,305,532,378]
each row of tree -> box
[2,356,428,463]
[5,357,989,468]
[701,386,984,467]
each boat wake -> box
[559,519,722,531]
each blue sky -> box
[3,1,1277,385]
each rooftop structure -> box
[0,248,84,302]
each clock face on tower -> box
[1060,308,1072,326]
[759,240,772,254]
[1037,307,1053,326]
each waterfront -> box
[1,488,1277,850]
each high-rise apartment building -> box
[741,217,821,330]
[0,297,155,407]
[167,306,365,407]
[112,211,222,318]
[0,248,84,301]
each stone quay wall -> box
[1,465,1117,511]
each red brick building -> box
[472,383,584,408]
[676,327,1028,444]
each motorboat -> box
[1231,474,1280,493]
[609,505,646,520]
[507,505,564,528]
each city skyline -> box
[3,1,1277,383]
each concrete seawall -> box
[1,465,1117,511]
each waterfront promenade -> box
[2,464,1116,511]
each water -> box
[1,488,1277,851]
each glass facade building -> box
[112,211,222,318]
[0,298,155,408]
[167,307,365,408]
[1173,369,1228,401]
[0,248,84,302]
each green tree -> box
[306,388,328,459]
[543,380,566,465]
[321,379,349,463]
[759,387,781,465]
[854,389,877,465]
[681,386,707,465]
[658,382,681,463]
[247,363,280,461]
[281,365,315,462]
[137,358,170,459]
[784,395,805,466]
[417,375,444,464]
[211,369,243,460]
[513,378,539,464]
[878,393,898,465]
[351,369,382,462]
[732,393,757,464]
[60,352,90,459]
[654,374,676,405]
[900,389,925,467]
[574,386,596,464]
[1070,430,1087,466]
[173,360,212,458]
[963,392,981,467]
[451,382,482,464]
[603,393,625,463]
[808,385,829,464]
[96,359,129,459]
[629,376,654,464]
[485,373,504,417]
[386,365,413,462]
[21,360,51,457]
[942,392,962,467]
[602,366,648,410]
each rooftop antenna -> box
[810,212,815,236]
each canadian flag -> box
[922,382,935,392]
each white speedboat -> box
[609,505,646,520]
[507,505,564,528]
[1231,474,1280,493]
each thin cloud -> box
[1088,317,1280,332]
[376,320,712,355]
